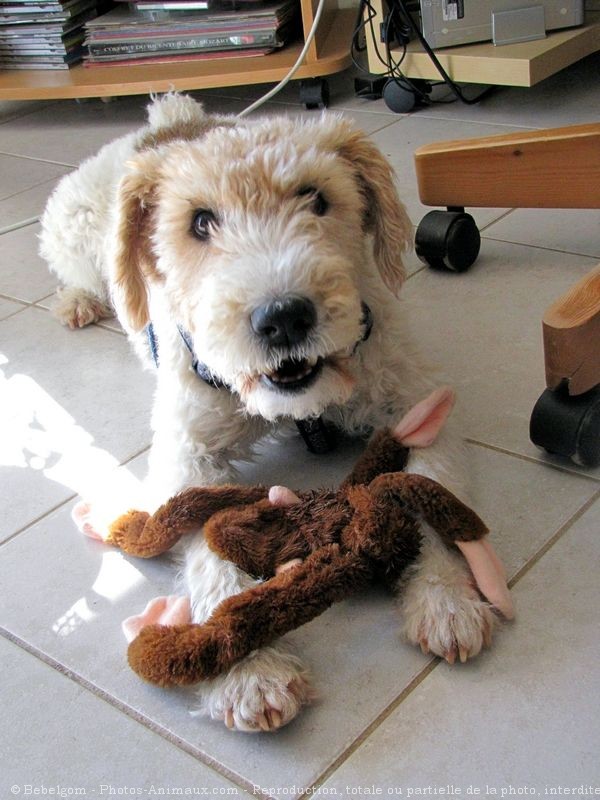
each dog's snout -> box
[251,295,316,348]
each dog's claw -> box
[420,639,430,655]
[445,648,457,665]
[268,709,282,729]
[225,709,235,729]
[257,713,270,732]
[459,645,468,663]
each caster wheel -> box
[383,79,417,113]
[299,78,329,110]
[415,209,481,272]
[530,384,600,467]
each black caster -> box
[530,384,600,467]
[382,78,431,114]
[415,209,481,272]
[299,78,329,110]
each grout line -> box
[0,149,77,169]
[0,627,256,797]
[465,437,600,484]
[481,233,600,261]
[479,208,515,232]
[300,660,439,798]
[0,495,77,550]
[409,115,541,132]
[0,215,40,235]
[507,487,600,590]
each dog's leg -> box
[397,429,499,663]
[38,140,133,329]
[184,537,315,733]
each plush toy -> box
[100,387,513,688]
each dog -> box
[40,93,499,733]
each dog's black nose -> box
[251,295,316,348]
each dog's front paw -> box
[54,287,113,329]
[194,646,315,733]
[400,567,496,664]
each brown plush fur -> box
[109,430,488,687]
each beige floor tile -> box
[0,174,67,232]
[0,98,50,124]
[0,222,59,303]
[318,493,600,791]
[402,239,600,478]
[0,296,26,321]
[1,636,246,795]
[0,441,595,790]
[0,152,69,203]
[485,209,600,259]
[0,306,154,541]
[0,96,149,165]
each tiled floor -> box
[1,51,599,798]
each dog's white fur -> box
[40,94,496,732]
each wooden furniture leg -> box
[530,264,600,467]
[414,123,600,209]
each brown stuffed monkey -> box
[97,387,513,688]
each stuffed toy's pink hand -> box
[122,595,191,643]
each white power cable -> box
[236,0,327,118]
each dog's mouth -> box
[261,356,324,393]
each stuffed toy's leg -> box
[106,485,268,557]
[368,472,514,620]
[126,545,371,686]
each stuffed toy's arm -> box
[107,485,268,557]
[126,545,371,686]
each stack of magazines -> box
[0,0,98,69]
[83,0,300,67]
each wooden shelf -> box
[366,4,600,87]
[0,2,354,100]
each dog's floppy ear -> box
[336,127,412,296]
[112,150,163,332]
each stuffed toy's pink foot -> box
[122,595,192,644]
[456,538,514,620]
[72,501,106,541]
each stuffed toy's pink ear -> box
[393,386,456,447]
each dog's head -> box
[112,110,412,421]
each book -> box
[83,0,299,63]
[0,0,96,68]
[83,45,272,66]
[87,29,282,57]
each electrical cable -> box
[392,0,494,105]
[237,0,327,118]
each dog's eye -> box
[298,186,328,217]
[191,209,218,241]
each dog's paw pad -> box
[402,580,497,663]
[198,648,315,733]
